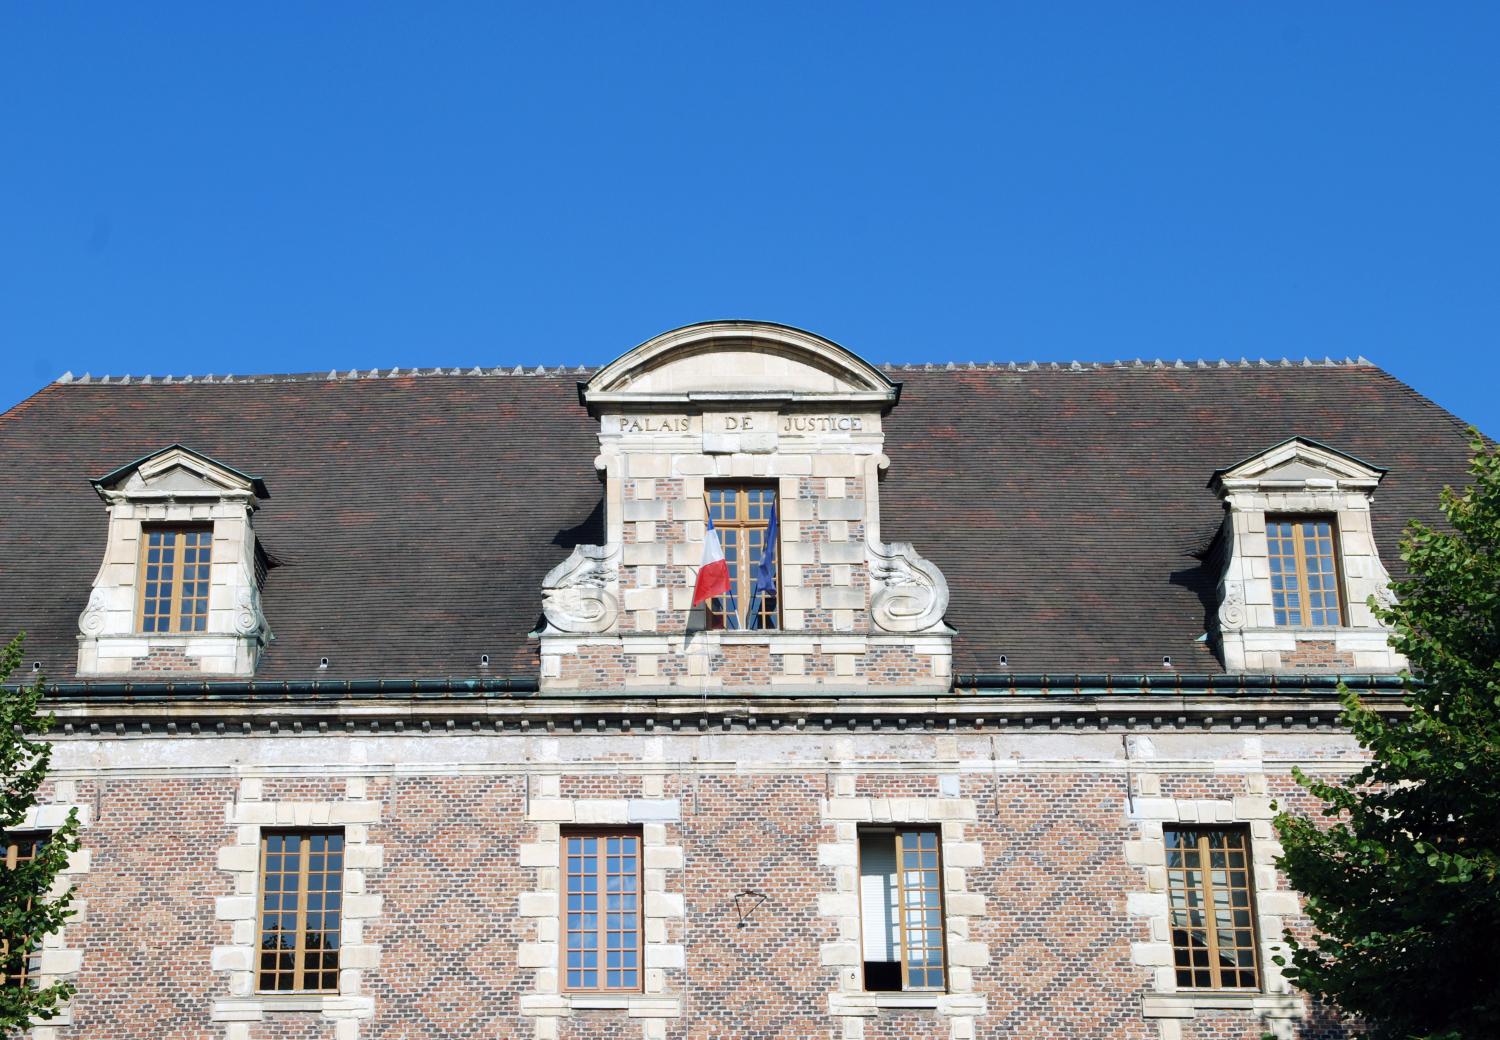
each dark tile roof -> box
[0,363,1475,681]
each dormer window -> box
[77,444,270,678]
[139,525,213,633]
[537,320,953,695]
[1210,437,1401,674]
[1266,516,1343,627]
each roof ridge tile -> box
[44,353,1386,389]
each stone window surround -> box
[818,780,989,1040]
[20,782,90,1040]
[77,445,270,679]
[1213,437,1402,674]
[517,775,685,1040]
[211,776,384,1040]
[1123,774,1304,1040]
[588,413,894,642]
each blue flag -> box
[747,501,779,629]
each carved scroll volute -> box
[1217,582,1245,628]
[868,541,950,634]
[1370,557,1398,611]
[541,544,621,634]
[234,586,270,639]
[1215,514,1247,630]
[77,588,108,637]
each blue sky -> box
[3,5,1497,431]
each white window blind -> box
[859,831,900,963]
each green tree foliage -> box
[0,635,79,1034]
[1273,432,1500,1040]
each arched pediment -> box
[583,321,899,411]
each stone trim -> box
[24,781,90,1040]
[517,775,685,1040]
[818,782,989,1040]
[1123,771,1304,1040]
[211,777,383,1040]
[45,690,1386,740]
[583,321,900,407]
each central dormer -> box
[537,321,953,694]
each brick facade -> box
[1280,642,1357,671]
[128,645,201,675]
[28,723,1355,1040]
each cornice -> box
[19,673,1407,738]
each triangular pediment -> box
[584,321,899,410]
[92,445,269,500]
[1212,437,1384,492]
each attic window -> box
[138,525,213,633]
[1267,516,1343,627]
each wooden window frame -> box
[136,523,215,634]
[561,827,643,994]
[1164,825,1262,991]
[1265,514,1345,628]
[256,828,344,994]
[1,831,48,988]
[856,825,949,994]
[705,482,781,630]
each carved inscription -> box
[615,414,865,435]
[618,416,690,434]
[782,415,864,433]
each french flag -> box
[692,514,731,606]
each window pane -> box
[137,525,215,633]
[1,833,47,987]
[859,828,944,993]
[895,830,945,990]
[564,830,641,992]
[704,484,780,630]
[1267,516,1342,627]
[257,830,342,992]
[1165,828,1260,990]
